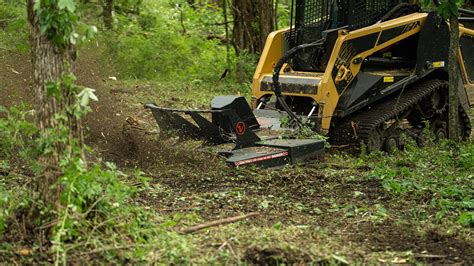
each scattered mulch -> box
[348,221,473,264]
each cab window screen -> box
[461,35,474,82]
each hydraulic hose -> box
[379,3,421,23]
[272,39,324,128]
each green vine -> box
[33,0,96,48]
[34,0,77,48]
[422,0,465,19]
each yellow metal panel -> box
[252,28,288,107]
[319,13,428,131]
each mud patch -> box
[244,247,310,265]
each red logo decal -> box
[235,121,246,136]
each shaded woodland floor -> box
[1,47,473,264]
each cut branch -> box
[180,212,260,234]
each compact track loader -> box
[146,0,474,167]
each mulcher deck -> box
[223,139,325,168]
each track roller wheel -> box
[415,129,427,146]
[366,129,383,152]
[432,120,448,140]
[384,136,399,153]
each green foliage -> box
[0,106,37,161]
[33,0,97,48]
[104,0,257,82]
[34,0,79,47]
[0,182,10,233]
[114,0,143,16]
[276,1,292,29]
[0,106,34,234]
[279,119,329,145]
[0,104,195,263]
[0,179,29,235]
[423,0,465,18]
[366,137,474,227]
[0,2,29,52]
[51,160,136,263]
[458,211,474,226]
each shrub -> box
[367,138,474,226]
[0,2,29,53]
[104,0,257,83]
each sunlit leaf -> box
[58,0,76,13]
[77,87,98,108]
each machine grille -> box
[285,0,407,72]
[287,0,405,47]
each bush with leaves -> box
[0,2,29,52]
[363,134,474,227]
[105,0,257,82]
[0,103,197,263]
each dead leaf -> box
[391,257,408,264]
[18,248,32,256]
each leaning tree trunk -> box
[448,14,460,140]
[27,0,83,206]
[231,0,274,54]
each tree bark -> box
[27,0,83,205]
[223,0,231,67]
[448,14,460,140]
[103,0,114,29]
[231,0,274,54]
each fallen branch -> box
[180,212,260,234]
[414,253,447,259]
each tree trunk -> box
[231,0,274,54]
[274,0,279,31]
[27,0,83,206]
[223,0,231,67]
[448,15,460,140]
[103,0,114,29]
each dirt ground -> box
[1,48,473,264]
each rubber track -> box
[333,79,472,143]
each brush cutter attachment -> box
[145,96,325,168]
[145,96,261,149]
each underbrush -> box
[0,106,197,264]
[0,2,29,53]
[353,136,474,227]
[0,0,258,84]
[103,0,258,83]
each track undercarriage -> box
[330,79,472,152]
